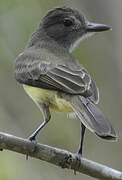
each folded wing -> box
[15,51,98,102]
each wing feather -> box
[15,51,99,101]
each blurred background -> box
[0,0,122,179]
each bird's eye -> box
[63,18,74,27]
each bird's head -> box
[37,7,111,51]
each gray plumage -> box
[15,7,117,150]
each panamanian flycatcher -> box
[15,7,117,155]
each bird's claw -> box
[26,135,37,160]
[28,134,37,142]
[73,153,82,175]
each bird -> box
[15,7,117,156]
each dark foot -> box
[28,134,37,142]
[78,149,83,156]
[74,153,82,175]
[26,135,37,160]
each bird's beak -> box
[86,22,111,32]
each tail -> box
[70,96,117,140]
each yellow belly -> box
[23,85,73,112]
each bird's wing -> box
[82,68,99,104]
[15,51,99,102]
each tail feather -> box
[70,96,117,141]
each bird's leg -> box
[26,104,51,159]
[28,103,51,141]
[74,123,86,174]
[78,122,86,155]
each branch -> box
[0,132,121,180]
